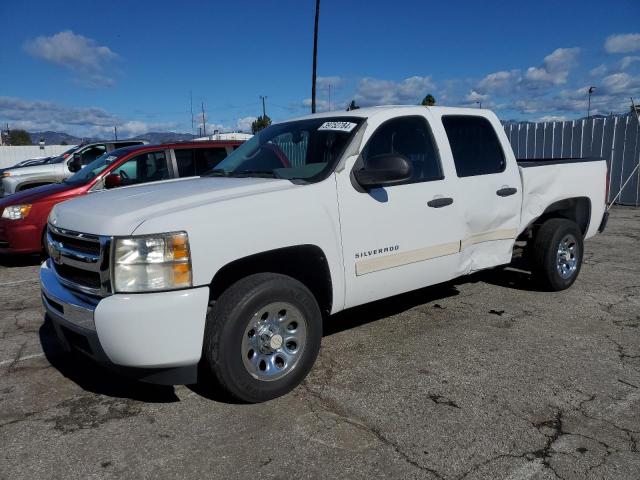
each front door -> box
[336,112,464,309]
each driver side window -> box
[80,145,106,165]
[362,116,443,185]
[115,151,169,186]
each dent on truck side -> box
[518,161,607,239]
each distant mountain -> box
[132,132,195,143]
[25,130,195,145]
[29,131,84,145]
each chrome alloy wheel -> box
[241,302,307,381]
[556,234,579,279]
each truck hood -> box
[49,176,297,236]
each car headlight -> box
[113,232,192,293]
[1,172,10,177]
[1,204,32,220]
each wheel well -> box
[531,197,591,237]
[209,245,333,315]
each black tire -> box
[530,218,583,291]
[202,273,322,403]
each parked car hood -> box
[3,163,60,176]
[49,176,297,236]
[0,182,77,208]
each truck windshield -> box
[210,117,364,182]
[64,150,127,185]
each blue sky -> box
[1,0,639,137]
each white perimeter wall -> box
[0,145,77,169]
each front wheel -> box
[203,273,322,403]
[530,218,584,291]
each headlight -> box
[1,172,10,177]
[2,204,32,220]
[113,232,192,293]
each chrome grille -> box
[47,224,112,297]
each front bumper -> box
[40,260,210,385]
[0,218,42,254]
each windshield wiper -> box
[205,169,230,177]
[229,169,279,178]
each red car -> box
[0,140,242,254]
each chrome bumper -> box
[40,259,98,331]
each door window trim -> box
[351,115,445,190]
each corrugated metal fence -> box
[504,114,640,206]
[0,145,75,169]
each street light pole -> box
[476,101,482,109]
[311,0,320,113]
[587,86,596,119]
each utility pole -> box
[587,86,596,119]
[114,125,118,140]
[328,83,331,111]
[311,0,320,113]
[190,91,195,138]
[201,101,206,137]
[259,95,267,117]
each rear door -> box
[172,147,229,177]
[438,114,522,272]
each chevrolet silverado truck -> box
[0,140,242,254]
[40,106,608,402]
[1,140,145,196]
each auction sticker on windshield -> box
[318,121,357,133]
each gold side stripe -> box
[355,228,518,276]
[460,228,518,249]
[356,241,460,276]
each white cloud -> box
[590,64,608,77]
[601,72,640,95]
[0,96,179,137]
[605,33,640,53]
[620,56,640,69]
[536,115,568,122]
[524,48,579,86]
[302,97,332,111]
[354,76,436,106]
[236,116,257,132]
[477,70,518,94]
[24,31,118,87]
[316,76,345,92]
[465,90,489,104]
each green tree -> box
[346,100,360,111]
[421,94,436,106]
[8,129,32,145]
[251,115,272,134]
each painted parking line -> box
[0,352,45,367]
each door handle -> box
[427,197,454,208]
[496,187,517,197]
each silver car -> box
[1,140,146,196]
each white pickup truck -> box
[41,106,608,402]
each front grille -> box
[48,229,100,255]
[47,224,112,297]
[55,264,101,289]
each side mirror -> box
[104,173,122,189]
[68,153,82,173]
[353,154,412,189]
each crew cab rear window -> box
[441,116,505,177]
[362,116,443,184]
[174,148,229,177]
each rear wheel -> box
[530,218,583,291]
[203,273,322,403]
